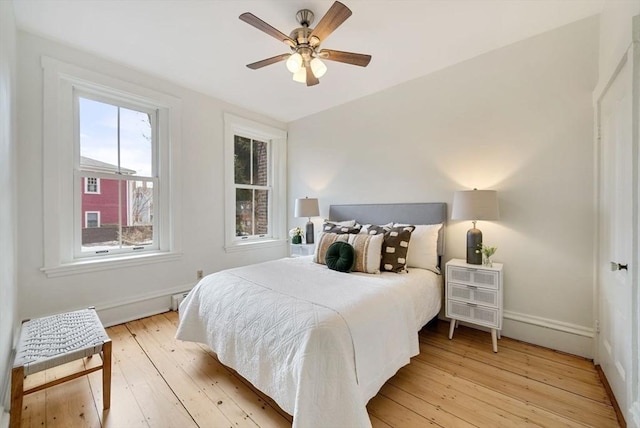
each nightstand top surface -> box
[447,258,503,271]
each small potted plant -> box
[289,227,303,244]
[479,244,497,267]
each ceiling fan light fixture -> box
[286,52,303,73]
[310,57,327,78]
[292,66,307,83]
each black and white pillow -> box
[322,221,362,234]
[359,222,393,235]
[381,225,415,273]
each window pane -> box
[123,180,154,246]
[81,177,123,251]
[235,188,253,236]
[252,140,268,186]
[120,107,153,176]
[86,212,98,228]
[81,176,155,252]
[234,136,251,185]
[79,97,119,170]
[255,189,269,235]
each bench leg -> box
[10,366,24,428]
[102,339,112,410]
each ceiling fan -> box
[239,1,372,86]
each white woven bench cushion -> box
[14,308,109,376]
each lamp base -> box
[466,227,482,265]
[305,221,315,244]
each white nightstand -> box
[445,258,504,352]
[290,243,315,257]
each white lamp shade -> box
[294,198,319,218]
[310,57,327,78]
[286,53,303,73]
[292,66,306,83]
[451,189,499,221]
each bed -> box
[176,202,446,428]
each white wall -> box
[288,17,599,357]
[0,0,18,421]
[595,3,640,427]
[16,32,288,326]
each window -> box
[76,94,157,257]
[41,57,182,277]
[85,177,100,194]
[224,114,286,251]
[85,212,100,228]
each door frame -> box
[593,15,640,427]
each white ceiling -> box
[12,0,605,122]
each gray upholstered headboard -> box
[328,203,447,257]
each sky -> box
[79,97,153,177]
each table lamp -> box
[451,189,499,264]
[294,197,319,244]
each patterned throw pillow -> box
[322,221,362,234]
[381,225,415,273]
[314,232,349,264]
[314,232,384,274]
[359,223,393,235]
[347,233,384,274]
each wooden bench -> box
[10,308,111,428]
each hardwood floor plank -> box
[20,312,618,428]
[399,358,589,428]
[106,324,197,428]
[86,326,150,427]
[367,394,439,427]
[421,332,608,401]
[375,383,476,428]
[444,324,596,371]
[415,343,618,427]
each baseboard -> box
[501,310,595,358]
[94,283,195,327]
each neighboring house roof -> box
[80,156,136,175]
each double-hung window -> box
[42,57,182,277]
[224,113,286,251]
[76,93,158,257]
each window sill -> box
[224,238,287,253]
[41,251,183,278]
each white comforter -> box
[176,256,441,428]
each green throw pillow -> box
[325,241,355,273]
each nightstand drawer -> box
[448,282,499,307]
[448,266,499,289]
[447,300,500,328]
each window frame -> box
[84,177,100,194]
[224,113,287,252]
[85,211,100,228]
[41,57,182,277]
[74,90,160,259]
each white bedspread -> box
[176,256,441,428]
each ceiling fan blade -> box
[309,1,352,44]
[246,54,291,70]
[306,66,320,86]
[239,12,296,47]
[318,49,371,67]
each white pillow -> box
[393,223,442,272]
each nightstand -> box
[290,243,315,257]
[445,258,503,352]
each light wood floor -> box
[18,311,619,427]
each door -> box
[597,48,634,419]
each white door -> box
[597,48,634,420]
